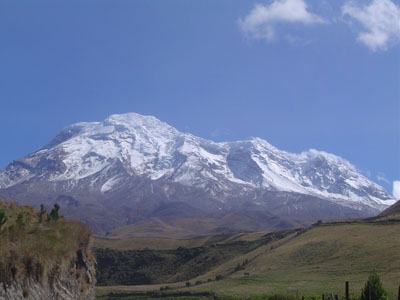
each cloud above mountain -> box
[377,172,390,185]
[393,181,400,200]
[239,0,400,51]
[342,0,400,51]
[238,0,325,41]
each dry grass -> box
[0,200,94,289]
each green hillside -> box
[96,217,400,299]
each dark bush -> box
[360,271,388,300]
[215,275,223,281]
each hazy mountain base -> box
[95,214,400,300]
[0,180,371,237]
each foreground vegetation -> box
[0,200,94,289]
[97,278,393,300]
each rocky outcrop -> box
[0,247,95,300]
[0,201,96,300]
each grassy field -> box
[95,216,400,300]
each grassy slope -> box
[96,218,400,299]
[0,200,94,288]
[190,221,400,298]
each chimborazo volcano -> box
[0,113,395,236]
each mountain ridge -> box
[0,112,395,235]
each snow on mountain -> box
[0,112,395,212]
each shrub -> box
[235,263,245,272]
[313,220,323,226]
[16,213,25,228]
[215,275,223,281]
[186,281,191,287]
[195,280,202,285]
[360,271,388,300]
[39,205,46,223]
[0,210,7,234]
[50,204,60,221]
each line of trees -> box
[0,203,62,235]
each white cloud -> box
[342,0,400,51]
[377,174,390,184]
[393,180,400,199]
[238,0,325,42]
[210,128,232,141]
[284,34,312,46]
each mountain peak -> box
[0,112,395,214]
[104,112,168,128]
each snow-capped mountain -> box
[0,113,395,235]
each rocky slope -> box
[0,113,395,235]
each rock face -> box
[0,113,395,235]
[0,244,95,300]
[0,256,95,300]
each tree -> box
[361,271,388,300]
[39,204,46,223]
[50,203,60,221]
[235,263,244,272]
[0,210,7,233]
[16,213,24,228]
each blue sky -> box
[0,0,399,196]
